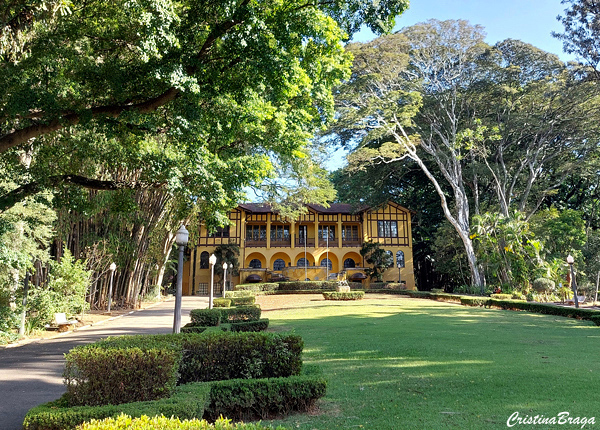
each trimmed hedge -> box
[213,298,232,308]
[230,319,270,332]
[367,282,407,290]
[235,283,279,293]
[23,383,210,430]
[225,291,256,298]
[230,296,256,306]
[429,293,462,303]
[278,281,338,291]
[178,332,303,384]
[219,305,261,322]
[190,309,221,326]
[181,325,209,334]
[490,293,513,300]
[204,374,327,421]
[322,291,365,301]
[63,346,181,406]
[488,299,600,321]
[78,415,290,430]
[460,297,491,307]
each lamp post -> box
[107,262,116,313]
[173,225,189,333]
[567,254,579,309]
[222,262,228,298]
[209,254,217,309]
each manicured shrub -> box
[178,332,303,384]
[63,346,181,406]
[204,374,327,421]
[77,415,290,430]
[230,296,256,306]
[181,325,209,334]
[490,293,513,300]
[460,297,491,307]
[213,298,232,308]
[225,291,256,298]
[229,319,270,332]
[406,291,432,299]
[532,277,556,293]
[235,283,279,293]
[590,315,600,326]
[190,309,221,326]
[488,299,600,321]
[429,293,462,302]
[322,291,365,300]
[219,305,261,322]
[23,382,210,430]
[278,281,338,291]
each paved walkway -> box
[0,296,209,430]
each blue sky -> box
[324,0,575,171]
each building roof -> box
[238,201,413,215]
[237,203,273,213]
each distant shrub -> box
[235,283,278,293]
[229,296,256,306]
[278,281,338,291]
[532,278,556,293]
[190,309,221,326]
[219,306,261,322]
[225,291,255,298]
[460,297,491,307]
[430,293,462,302]
[180,325,208,334]
[213,298,232,308]
[322,291,364,300]
[490,294,513,300]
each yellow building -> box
[185,201,416,295]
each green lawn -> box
[262,296,600,429]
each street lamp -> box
[567,254,579,309]
[173,224,189,333]
[209,254,217,309]
[107,262,117,313]
[222,262,228,298]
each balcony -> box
[245,239,267,247]
[270,238,291,247]
[295,238,315,247]
[342,239,362,247]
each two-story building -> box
[184,201,416,295]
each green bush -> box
[322,291,364,300]
[225,291,256,298]
[429,293,462,302]
[78,415,290,430]
[213,298,232,308]
[235,283,279,293]
[204,374,327,421]
[178,332,303,384]
[23,383,210,430]
[490,293,513,300]
[219,305,261,322]
[230,296,256,306]
[488,299,600,321]
[63,346,181,406]
[230,319,269,332]
[190,309,221,326]
[406,291,432,299]
[181,325,209,334]
[460,297,491,307]
[278,281,338,291]
[532,277,556,293]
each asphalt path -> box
[0,296,209,430]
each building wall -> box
[186,202,416,293]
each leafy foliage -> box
[359,241,393,282]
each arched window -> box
[249,259,262,269]
[200,251,209,269]
[343,258,356,268]
[386,250,394,267]
[396,250,405,268]
[273,259,286,271]
[320,258,332,270]
[297,258,309,267]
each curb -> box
[2,297,175,349]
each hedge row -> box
[205,373,327,421]
[23,382,211,430]
[230,319,270,332]
[225,291,256,298]
[64,346,181,407]
[322,291,365,301]
[278,281,339,291]
[190,307,261,326]
[213,298,231,308]
[235,283,278,293]
[365,282,407,290]
[78,415,290,430]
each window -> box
[273,258,286,271]
[343,258,356,268]
[396,250,405,268]
[342,225,359,241]
[249,259,262,268]
[318,225,335,240]
[200,251,209,269]
[297,258,309,267]
[377,220,398,238]
[270,225,290,241]
[209,225,230,238]
[386,250,394,267]
[320,258,332,270]
[246,225,267,241]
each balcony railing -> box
[245,239,267,247]
[270,238,291,247]
[318,239,336,248]
[342,239,362,247]
[296,238,315,247]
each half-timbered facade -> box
[184,201,416,295]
